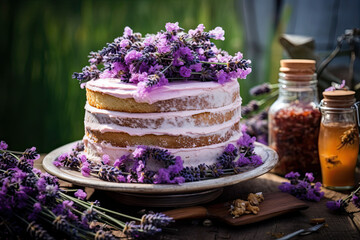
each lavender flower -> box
[73,23,251,99]
[352,195,360,208]
[326,199,343,211]
[102,154,110,165]
[279,171,324,202]
[0,142,173,239]
[325,80,347,91]
[0,140,8,150]
[74,189,87,200]
[249,83,271,96]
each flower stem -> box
[199,61,226,65]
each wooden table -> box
[36,158,360,239]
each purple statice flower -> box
[188,23,205,36]
[237,132,256,149]
[284,171,301,180]
[305,172,315,182]
[113,155,129,169]
[154,156,185,184]
[278,182,295,193]
[235,153,251,166]
[36,176,47,192]
[28,202,42,221]
[179,66,191,78]
[157,37,171,54]
[224,144,236,153]
[326,199,343,211]
[62,200,74,209]
[78,154,86,163]
[53,160,62,167]
[250,83,271,96]
[120,39,131,48]
[249,154,263,166]
[129,72,148,84]
[352,195,360,208]
[144,35,155,46]
[233,52,243,61]
[124,26,133,37]
[58,153,68,162]
[325,80,347,91]
[0,140,8,150]
[279,172,324,202]
[209,26,225,40]
[165,22,180,32]
[117,175,127,183]
[190,63,202,72]
[102,155,110,165]
[216,70,230,84]
[125,50,142,65]
[74,189,87,200]
[133,146,147,158]
[81,161,91,177]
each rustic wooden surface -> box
[36,157,360,240]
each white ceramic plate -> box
[43,141,278,194]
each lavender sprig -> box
[326,184,360,211]
[279,171,324,202]
[0,140,173,239]
[73,23,251,99]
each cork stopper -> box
[279,59,316,81]
[322,90,355,108]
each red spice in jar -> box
[269,103,321,175]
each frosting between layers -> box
[86,78,240,104]
[83,133,242,166]
[84,98,242,135]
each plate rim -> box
[43,140,278,194]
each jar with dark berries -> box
[269,59,321,175]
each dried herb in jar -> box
[270,104,321,175]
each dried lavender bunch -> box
[279,171,324,202]
[0,140,173,239]
[326,184,360,211]
[72,23,251,99]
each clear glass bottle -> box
[269,59,321,175]
[318,90,359,190]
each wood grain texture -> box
[163,192,308,226]
[39,155,360,239]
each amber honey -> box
[318,122,359,189]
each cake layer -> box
[86,78,240,113]
[84,98,241,131]
[83,134,242,166]
[85,121,240,149]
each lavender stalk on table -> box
[0,140,173,239]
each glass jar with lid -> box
[268,59,321,175]
[318,90,359,190]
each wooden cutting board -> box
[163,192,308,226]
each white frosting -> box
[86,78,240,105]
[83,134,242,166]
[84,100,241,136]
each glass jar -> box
[318,90,359,190]
[269,59,321,176]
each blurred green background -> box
[0,0,257,153]
[1,0,358,152]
